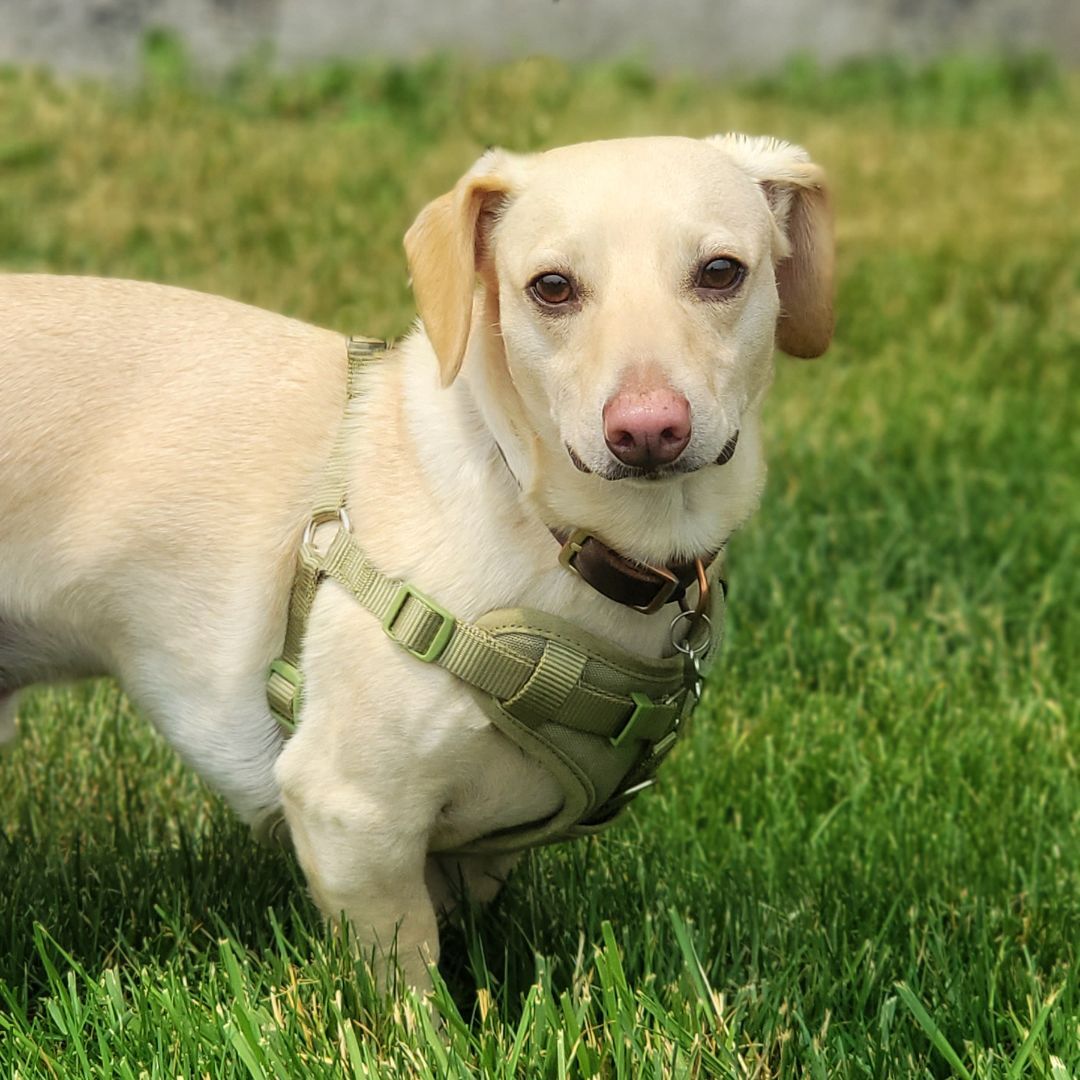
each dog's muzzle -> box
[567,429,740,479]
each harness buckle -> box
[382,584,456,663]
[267,658,303,732]
[610,691,664,748]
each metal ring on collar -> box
[302,506,352,549]
[670,610,712,657]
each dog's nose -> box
[603,388,692,468]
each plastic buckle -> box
[268,658,303,732]
[610,692,661,748]
[381,584,456,663]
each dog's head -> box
[404,135,833,553]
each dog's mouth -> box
[567,430,739,481]
[715,429,739,465]
[567,446,595,475]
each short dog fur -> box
[0,134,832,989]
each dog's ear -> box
[708,134,835,358]
[404,150,519,386]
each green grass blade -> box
[895,982,972,1080]
[1006,988,1061,1080]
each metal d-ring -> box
[671,609,712,699]
[671,609,712,657]
[302,506,352,549]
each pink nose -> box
[603,388,692,469]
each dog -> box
[0,133,832,991]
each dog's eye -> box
[695,257,745,295]
[530,272,575,306]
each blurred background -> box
[2,0,1079,77]
[1,3,1078,1076]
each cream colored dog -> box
[0,134,832,990]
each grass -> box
[0,47,1078,1077]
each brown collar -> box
[552,527,716,614]
[490,436,718,614]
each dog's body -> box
[0,135,832,988]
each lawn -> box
[0,47,1078,1077]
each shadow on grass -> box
[0,811,311,1007]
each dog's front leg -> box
[276,748,440,994]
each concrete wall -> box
[1,0,1076,78]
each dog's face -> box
[405,134,833,511]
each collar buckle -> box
[630,565,681,615]
[556,527,592,572]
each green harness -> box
[267,337,725,854]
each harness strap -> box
[322,529,533,698]
[270,515,715,851]
[272,524,699,746]
[313,337,385,518]
[267,336,386,731]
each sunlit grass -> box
[1,50,1077,1077]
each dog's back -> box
[0,274,345,695]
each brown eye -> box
[530,272,575,306]
[696,257,745,295]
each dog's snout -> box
[603,388,691,469]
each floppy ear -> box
[403,151,517,385]
[708,134,835,358]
